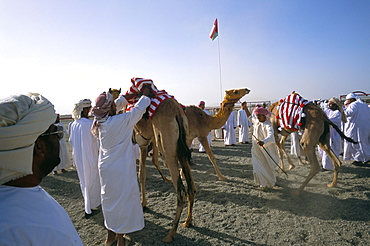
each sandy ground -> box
[41,123,370,245]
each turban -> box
[346,93,359,100]
[0,93,56,184]
[91,92,113,136]
[328,97,347,123]
[72,99,92,120]
[253,107,269,116]
[198,101,205,107]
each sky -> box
[1,0,369,114]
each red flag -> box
[209,19,218,40]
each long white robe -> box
[343,100,370,162]
[222,111,237,145]
[0,185,83,245]
[53,122,72,171]
[251,118,278,188]
[290,131,305,158]
[198,108,212,152]
[69,117,101,214]
[237,109,251,143]
[98,96,150,234]
[321,109,342,170]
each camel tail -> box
[326,119,358,144]
[175,114,192,166]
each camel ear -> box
[119,88,121,93]
[109,88,112,93]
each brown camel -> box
[137,88,250,212]
[268,98,356,194]
[108,88,121,100]
[185,88,250,180]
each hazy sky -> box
[1,0,369,114]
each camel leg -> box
[280,135,295,170]
[151,141,171,182]
[180,160,196,228]
[294,130,321,194]
[138,146,149,208]
[318,142,341,188]
[198,136,227,181]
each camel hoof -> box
[163,178,171,183]
[327,182,336,188]
[288,165,295,170]
[218,176,227,181]
[181,221,193,228]
[162,234,174,243]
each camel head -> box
[109,88,121,100]
[222,88,250,105]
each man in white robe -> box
[53,114,72,174]
[69,99,101,218]
[343,93,370,165]
[250,107,279,190]
[222,110,237,146]
[198,101,212,152]
[237,101,252,144]
[92,88,151,246]
[0,93,83,245]
[321,97,347,170]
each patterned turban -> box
[0,93,56,184]
[72,99,92,120]
[91,92,113,136]
[253,107,269,116]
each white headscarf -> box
[346,92,360,100]
[72,99,92,120]
[0,93,56,184]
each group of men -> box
[0,87,151,246]
[1,90,369,245]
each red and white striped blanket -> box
[125,77,175,119]
[278,93,308,130]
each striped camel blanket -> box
[125,77,175,119]
[278,93,308,131]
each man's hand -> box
[257,141,264,146]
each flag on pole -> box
[209,18,218,40]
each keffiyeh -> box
[72,99,92,120]
[91,92,113,136]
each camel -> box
[136,88,250,212]
[108,88,121,100]
[185,88,250,180]
[268,96,356,194]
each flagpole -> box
[217,34,223,102]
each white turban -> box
[0,93,56,184]
[346,93,359,100]
[72,99,92,120]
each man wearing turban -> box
[92,86,151,246]
[69,98,101,218]
[0,93,82,245]
[319,98,347,170]
[343,93,370,165]
[237,101,252,144]
[250,106,279,190]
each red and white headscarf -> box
[125,77,174,119]
[91,92,113,136]
[253,107,269,116]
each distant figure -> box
[237,101,252,144]
[222,110,237,146]
[0,93,83,245]
[343,93,370,166]
[53,114,72,174]
[69,99,101,218]
[290,131,305,165]
[92,88,151,246]
[198,101,212,152]
[250,107,279,190]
